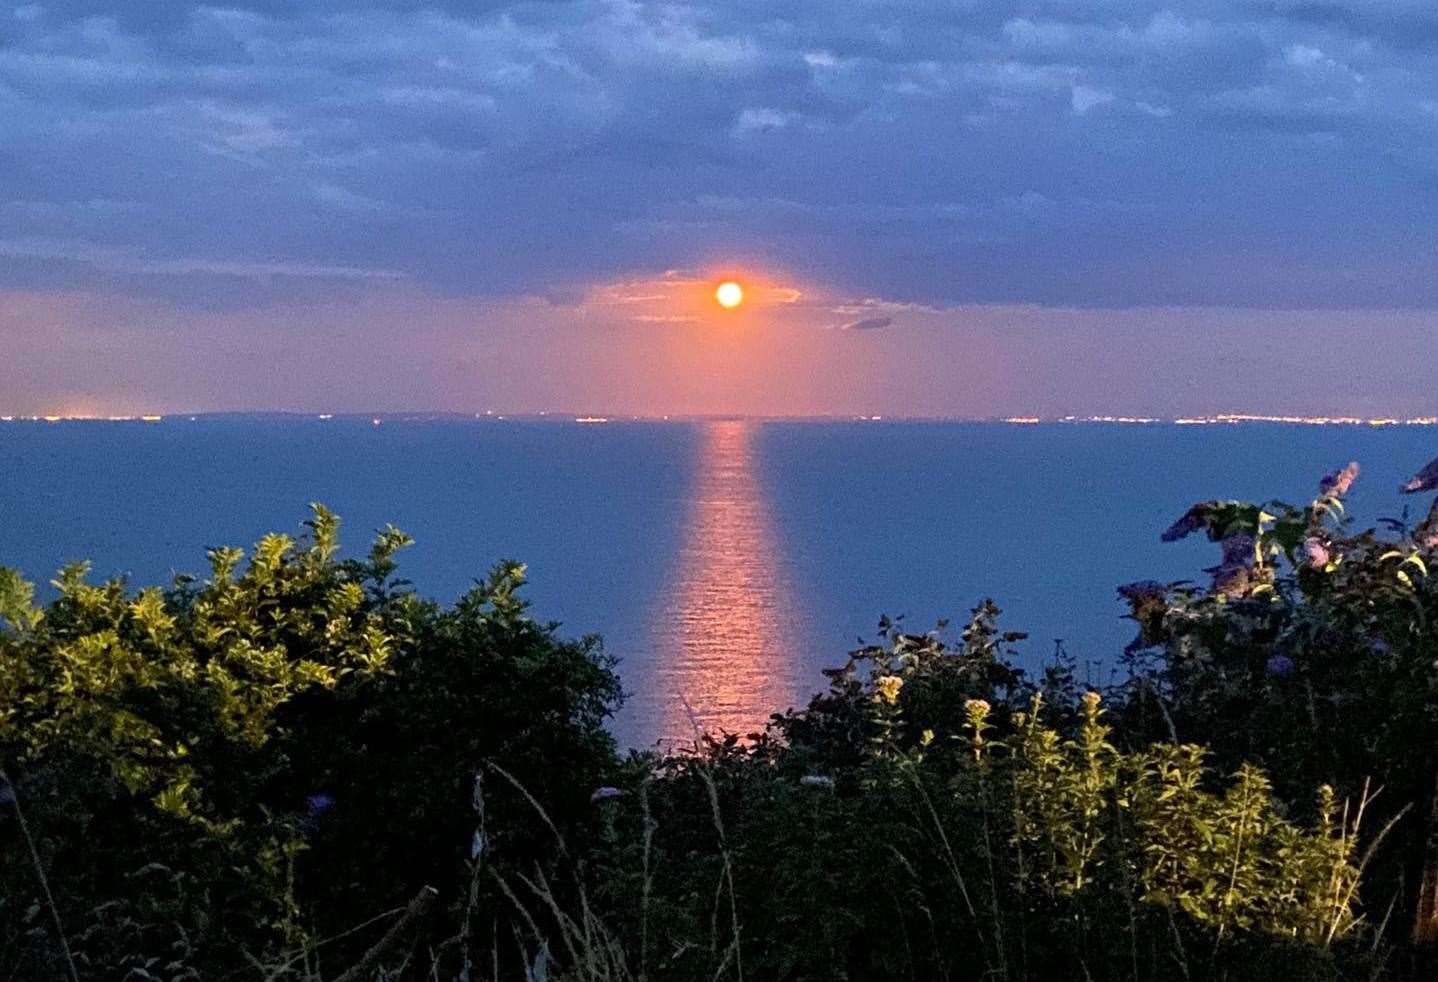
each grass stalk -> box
[2,769,80,982]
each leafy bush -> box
[0,506,621,978]
[1114,457,1438,945]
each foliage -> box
[568,612,1381,982]
[8,446,1438,980]
[0,506,621,978]
[1113,459,1438,943]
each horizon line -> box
[4,411,1438,427]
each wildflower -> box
[1218,532,1257,566]
[874,674,904,705]
[1161,502,1219,542]
[799,774,835,789]
[963,700,991,760]
[1319,461,1360,498]
[1119,580,1174,653]
[1206,532,1267,595]
[1117,580,1167,603]
[920,728,935,747]
[531,942,552,982]
[1401,455,1438,494]
[1081,690,1102,712]
[590,786,625,803]
[1266,654,1294,677]
[1302,537,1331,570]
[298,792,335,837]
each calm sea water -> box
[2,418,1435,746]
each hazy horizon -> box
[8,409,1438,424]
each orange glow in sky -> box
[584,270,801,325]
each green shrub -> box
[0,506,621,978]
[1115,459,1438,944]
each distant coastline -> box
[4,411,1438,426]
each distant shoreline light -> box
[1165,414,1438,427]
[1,413,1436,426]
[1,414,166,423]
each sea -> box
[2,416,1435,747]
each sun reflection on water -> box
[653,419,803,744]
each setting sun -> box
[715,280,744,309]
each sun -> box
[715,280,744,309]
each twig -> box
[332,885,438,982]
[221,902,412,980]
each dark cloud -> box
[2,0,1438,309]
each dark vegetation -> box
[4,452,1438,980]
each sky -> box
[2,0,1437,417]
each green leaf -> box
[0,566,41,631]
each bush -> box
[1114,458,1438,945]
[0,506,621,978]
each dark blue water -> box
[2,417,1434,746]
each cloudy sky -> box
[3,0,1437,416]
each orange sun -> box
[715,280,744,309]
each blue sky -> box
[2,1,1437,415]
